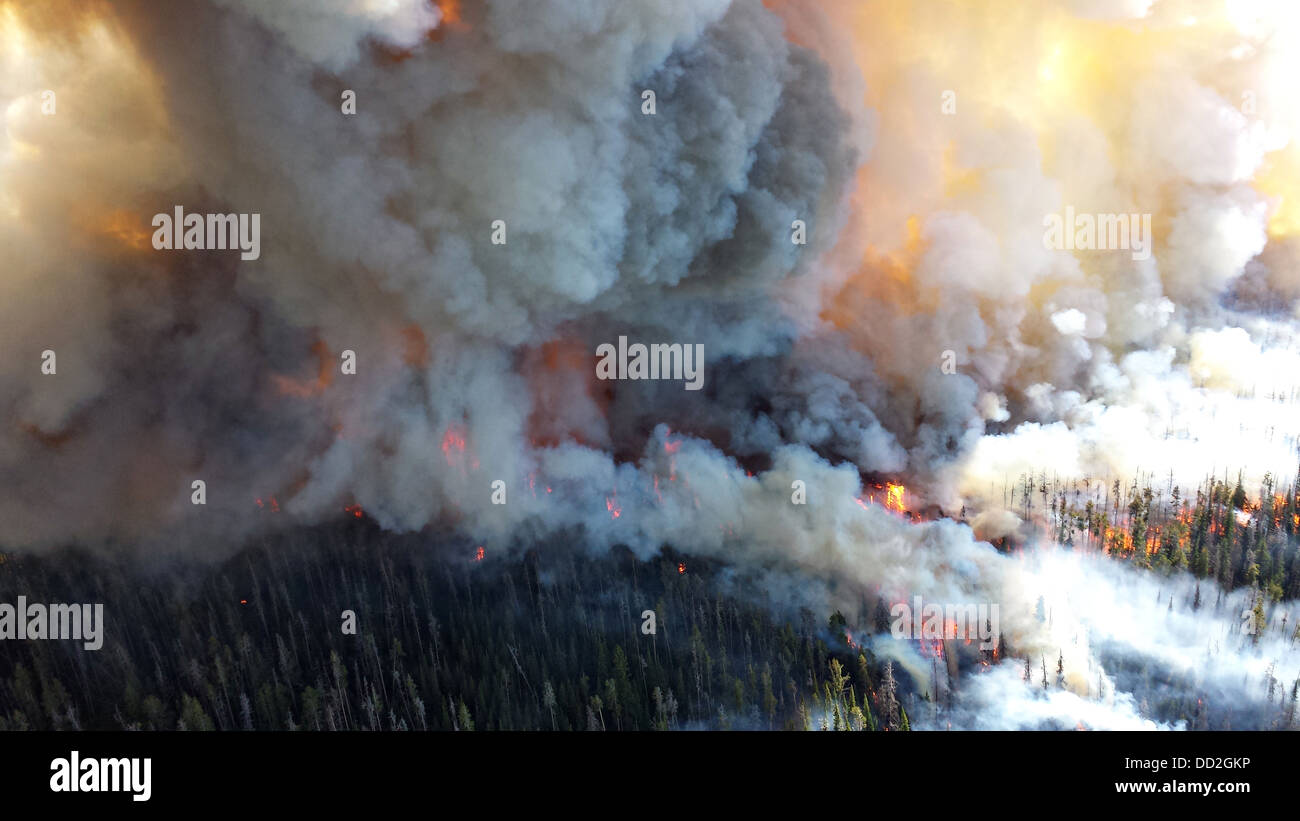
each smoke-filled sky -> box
[4,0,1300,728]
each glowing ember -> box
[475,545,485,561]
[440,423,479,472]
[441,425,467,461]
[661,428,681,482]
[677,562,686,574]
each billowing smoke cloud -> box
[0,0,854,547]
[790,0,1300,511]
[3,0,1300,729]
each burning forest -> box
[3,0,1300,747]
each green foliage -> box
[1036,468,1300,598]
[0,531,905,731]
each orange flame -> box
[886,483,905,512]
[270,339,333,398]
[95,209,152,252]
[437,0,462,26]
[440,423,478,470]
[441,425,466,460]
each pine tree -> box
[881,661,902,731]
[857,652,874,694]
[1252,596,1267,645]
[542,680,557,730]
[456,699,474,731]
[178,694,214,731]
[827,658,849,713]
[760,667,777,729]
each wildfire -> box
[436,0,462,26]
[661,428,681,484]
[853,482,911,516]
[255,496,280,513]
[918,637,946,659]
[526,472,553,497]
[677,562,686,574]
[475,545,485,562]
[344,503,363,519]
[886,483,905,512]
[440,423,478,472]
[377,0,467,61]
[95,209,152,252]
[606,494,622,520]
[270,340,334,399]
[440,424,466,460]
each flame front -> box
[886,483,905,513]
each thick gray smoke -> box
[3,0,1300,729]
[1,0,855,547]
